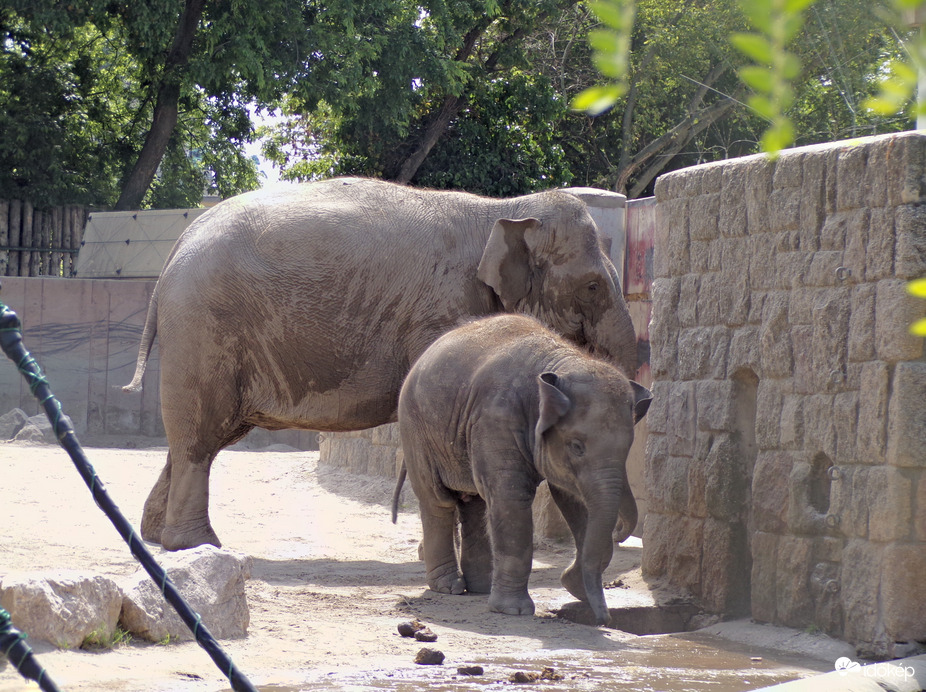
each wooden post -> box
[70,207,85,276]
[49,206,61,276]
[9,200,22,276]
[20,202,33,277]
[0,200,8,276]
[30,208,43,276]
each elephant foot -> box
[427,570,466,596]
[160,521,222,552]
[561,563,588,602]
[140,507,166,544]
[462,572,492,594]
[488,590,535,616]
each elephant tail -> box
[122,283,159,393]
[391,463,407,524]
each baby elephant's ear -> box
[536,372,572,440]
[630,380,653,424]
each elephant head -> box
[476,201,637,378]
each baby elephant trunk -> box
[579,473,623,627]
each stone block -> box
[773,150,804,189]
[683,168,705,197]
[370,423,401,447]
[835,144,868,211]
[654,171,680,202]
[799,153,826,252]
[882,543,926,642]
[811,287,851,392]
[688,240,711,274]
[823,147,842,214]
[677,328,712,380]
[704,434,748,522]
[646,455,690,514]
[752,451,793,533]
[747,290,767,324]
[876,279,925,363]
[888,131,926,206]
[641,512,670,577]
[857,362,890,465]
[748,234,780,290]
[696,380,737,432]
[842,209,871,281]
[779,395,804,449]
[689,193,720,240]
[917,473,926,542]
[677,274,700,328]
[533,481,571,542]
[803,394,837,460]
[847,284,876,362]
[0,408,28,440]
[887,362,926,467]
[774,535,815,629]
[759,292,793,379]
[120,545,251,643]
[687,452,707,518]
[790,325,814,394]
[755,381,784,450]
[663,200,691,276]
[745,158,774,234]
[645,381,671,435]
[834,391,860,464]
[788,462,828,535]
[649,286,680,380]
[775,251,812,290]
[0,572,123,649]
[806,250,847,287]
[840,539,883,646]
[895,204,926,279]
[865,207,896,280]
[666,517,706,598]
[701,519,750,615]
[863,135,891,209]
[719,166,747,237]
[866,466,914,542]
[728,327,760,376]
[768,188,801,231]
[750,531,779,623]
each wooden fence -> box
[0,200,88,277]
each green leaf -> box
[782,52,802,80]
[590,0,628,29]
[760,118,795,154]
[784,0,818,14]
[589,28,623,54]
[911,318,926,336]
[731,33,774,63]
[908,278,926,297]
[748,94,778,120]
[740,66,775,93]
[571,84,625,115]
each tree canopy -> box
[0,0,913,208]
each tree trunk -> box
[114,0,205,211]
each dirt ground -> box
[0,439,843,692]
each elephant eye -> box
[587,281,600,293]
[567,439,585,456]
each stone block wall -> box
[643,132,926,658]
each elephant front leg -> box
[160,458,221,551]
[141,454,172,544]
[420,504,465,595]
[548,484,589,602]
[486,496,536,616]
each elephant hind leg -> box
[141,453,171,544]
[458,496,492,594]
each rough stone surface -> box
[645,132,926,659]
[0,408,28,440]
[119,545,251,642]
[0,571,123,649]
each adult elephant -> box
[124,177,637,551]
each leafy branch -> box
[571,0,636,115]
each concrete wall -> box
[643,132,926,659]
[0,276,318,449]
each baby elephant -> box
[393,314,651,625]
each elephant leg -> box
[486,495,536,616]
[140,453,172,543]
[420,502,465,595]
[548,484,590,602]
[160,446,222,551]
[458,496,492,594]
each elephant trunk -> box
[586,263,638,378]
[613,465,638,543]
[578,473,623,626]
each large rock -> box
[0,572,123,649]
[119,545,252,642]
[0,408,28,440]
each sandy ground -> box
[0,440,845,692]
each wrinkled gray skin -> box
[394,314,651,625]
[124,177,638,551]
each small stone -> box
[510,671,539,683]
[397,619,425,637]
[457,666,484,676]
[414,627,437,642]
[541,666,564,681]
[414,647,445,665]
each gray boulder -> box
[119,545,252,642]
[0,572,123,649]
[0,408,28,440]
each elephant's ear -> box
[536,372,572,444]
[630,380,653,424]
[477,218,542,310]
